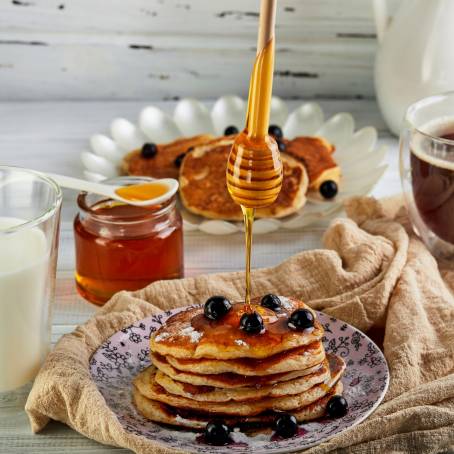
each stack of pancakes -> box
[133,296,346,430]
[122,133,340,221]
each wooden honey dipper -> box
[226,0,282,311]
[226,0,282,209]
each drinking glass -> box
[400,92,454,258]
[0,166,62,392]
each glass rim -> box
[405,91,454,146]
[0,165,63,234]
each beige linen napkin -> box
[25,197,454,453]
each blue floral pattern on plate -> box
[89,307,389,453]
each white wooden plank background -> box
[0,99,400,451]
[0,0,400,100]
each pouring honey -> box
[227,0,282,311]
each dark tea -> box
[411,125,454,245]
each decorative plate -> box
[81,96,387,234]
[90,307,389,453]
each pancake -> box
[152,356,332,402]
[160,341,325,376]
[151,352,325,388]
[133,355,344,416]
[122,134,213,179]
[133,381,343,429]
[179,137,308,220]
[150,297,324,360]
[284,136,340,190]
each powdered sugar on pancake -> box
[278,296,295,311]
[155,332,171,342]
[234,339,249,347]
[180,326,203,343]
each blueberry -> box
[260,294,282,311]
[319,180,338,199]
[326,395,348,418]
[288,309,314,330]
[274,413,298,438]
[204,296,232,321]
[204,420,231,445]
[141,143,158,159]
[277,140,286,151]
[174,153,186,168]
[224,125,239,135]
[240,312,264,334]
[268,125,283,139]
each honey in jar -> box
[74,177,183,305]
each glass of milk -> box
[0,166,62,392]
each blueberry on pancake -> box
[122,134,213,179]
[284,136,341,191]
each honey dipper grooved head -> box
[227,132,283,208]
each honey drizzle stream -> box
[242,206,255,307]
[227,9,282,313]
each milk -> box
[0,217,49,392]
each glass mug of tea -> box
[400,92,454,258]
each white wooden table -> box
[0,99,400,453]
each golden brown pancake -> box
[133,355,344,416]
[151,356,332,401]
[284,136,340,190]
[151,352,325,388]
[179,137,308,220]
[122,134,213,179]
[150,297,324,360]
[133,380,343,429]
[159,342,325,376]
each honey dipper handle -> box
[257,0,277,54]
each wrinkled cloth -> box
[26,197,454,453]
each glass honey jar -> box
[74,176,184,305]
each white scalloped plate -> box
[81,96,387,235]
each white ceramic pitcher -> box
[373,0,454,135]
